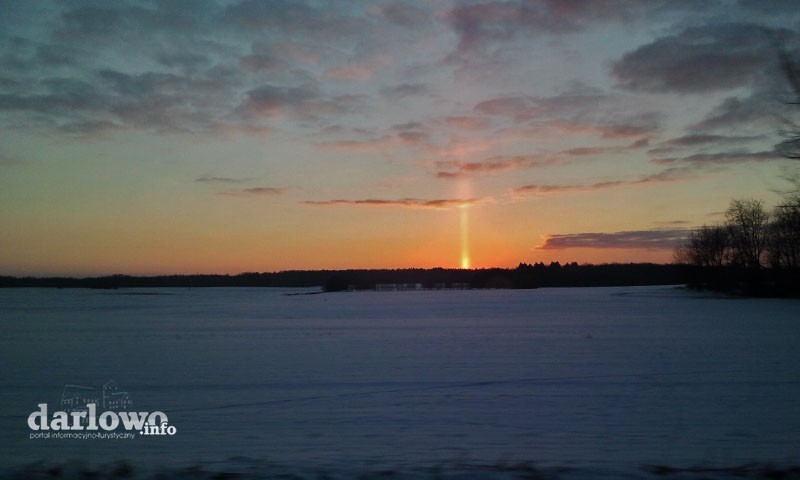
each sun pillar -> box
[460,205,470,269]
[458,178,472,269]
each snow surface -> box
[1,286,799,478]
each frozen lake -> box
[1,285,799,479]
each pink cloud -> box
[304,197,484,209]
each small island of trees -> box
[672,45,800,297]
[673,195,800,296]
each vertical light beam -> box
[460,205,470,269]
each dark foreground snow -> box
[1,286,799,478]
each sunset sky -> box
[2,1,800,276]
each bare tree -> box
[769,193,800,268]
[675,225,728,267]
[700,225,728,267]
[725,199,770,268]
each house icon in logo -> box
[61,380,132,413]
[102,380,132,411]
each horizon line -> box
[1,262,681,280]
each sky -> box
[2,0,800,276]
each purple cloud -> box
[536,229,691,250]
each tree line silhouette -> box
[0,263,688,291]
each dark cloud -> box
[239,54,289,74]
[0,0,377,137]
[0,78,103,114]
[304,198,483,210]
[473,88,662,139]
[652,150,780,166]
[444,0,644,58]
[516,181,623,195]
[0,0,793,159]
[392,121,426,131]
[515,167,692,195]
[591,123,657,139]
[736,0,800,17]
[240,187,286,195]
[35,43,83,68]
[612,23,780,93]
[691,95,779,131]
[0,74,22,90]
[653,220,691,226]
[156,52,211,72]
[536,229,691,250]
[660,133,765,147]
[436,140,650,180]
[195,176,247,184]
[60,6,124,37]
[222,0,361,42]
[0,60,244,135]
[93,69,237,133]
[219,187,287,197]
[237,84,363,121]
[223,0,317,31]
[97,69,230,98]
[57,2,212,42]
[647,133,767,155]
[3,60,356,134]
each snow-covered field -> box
[1,286,799,479]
